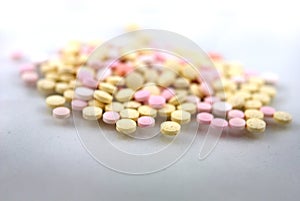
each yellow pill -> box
[157,71,176,88]
[94,90,113,104]
[235,90,252,100]
[260,85,276,98]
[123,101,141,109]
[175,89,188,97]
[143,83,161,95]
[115,88,135,102]
[37,79,56,94]
[246,118,266,133]
[171,110,191,124]
[59,74,75,82]
[244,109,264,120]
[158,104,176,117]
[174,78,190,89]
[98,82,117,94]
[63,89,75,102]
[241,83,258,93]
[69,80,82,89]
[227,95,245,109]
[106,76,125,86]
[273,111,292,124]
[251,93,271,105]
[190,83,202,98]
[116,119,137,134]
[245,100,262,110]
[160,121,181,136]
[45,72,59,81]
[125,72,144,90]
[82,106,103,120]
[120,109,140,121]
[180,65,198,80]
[177,102,197,114]
[105,102,124,112]
[248,77,265,87]
[55,82,69,94]
[168,93,186,106]
[143,68,158,82]
[138,105,157,117]
[88,99,105,108]
[46,95,66,108]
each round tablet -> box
[55,82,69,94]
[244,109,264,120]
[19,63,35,74]
[252,93,271,105]
[158,104,176,117]
[37,79,56,94]
[211,118,228,128]
[116,119,137,134]
[115,88,135,102]
[229,118,246,129]
[134,90,150,102]
[260,106,276,118]
[273,111,292,124]
[212,101,232,117]
[88,99,105,108]
[228,109,245,119]
[125,72,144,90]
[137,116,155,128]
[71,99,88,111]
[148,95,166,109]
[168,93,186,106]
[82,78,98,89]
[197,102,212,113]
[177,102,197,114]
[21,71,39,85]
[185,95,200,104]
[260,85,276,98]
[204,96,221,104]
[63,90,75,102]
[138,105,157,117]
[103,111,120,124]
[196,112,214,124]
[160,121,181,136]
[171,110,191,124]
[105,102,124,112]
[75,87,94,101]
[120,109,140,121]
[227,95,245,109]
[245,100,262,110]
[246,118,266,133]
[94,90,113,104]
[46,95,66,108]
[52,107,71,119]
[82,106,103,120]
[98,82,117,94]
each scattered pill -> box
[82,106,103,120]
[210,118,228,128]
[138,105,157,117]
[212,101,232,117]
[197,102,212,113]
[160,121,181,136]
[46,95,66,108]
[71,99,88,111]
[228,109,245,119]
[94,90,113,104]
[115,88,135,102]
[21,71,39,85]
[138,116,155,128]
[244,109,264,120]
[260,106,276,118]
[120,108,140,121]
[246,118,266,133]
[105,102,124,112]
[148,95,166,109]
[273,111,292,124]
[53,107,71,119]
[103,111,120,124]
[197,112,214,124]
[116,119,137,134]
[171,110,191,124]
[177,102,197,114]
[229,118,246,129]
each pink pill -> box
[197,102,212,113]
[103,111,120,124]
[261,72,279,85]
[137,116,155,128]
[228,109,245,119]
[134,90,150,102]
[71,100,88,111]
[260,106,276,118]
[77,70,94,81]
[229,118,246,129]
[53,107,70,119]
[161,88,175,100]
[197,112,214,124]
[11,50,24,61]
[19,64,35,74]
[211,118,228,128]
[21,71,39,85]
[148,95,166,109]
[82,78,98,89]
[204,96,221,104]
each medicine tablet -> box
[196,112,214,124]
[98,82,117,94]
[103,111,120,124]
[160,121,181,136]
[138,105,157,117]
[171,110,191,124]
[185,95,200,104]
[244,109,264,120]
[212,101,232,117]
[37,79,56,94]
[125,72,144,90]
[21,71,38,85]
[116,119,137,134]
[115,88,135,102]
[75,87,94,101]
[143,83,161,95]
[168,93,186,106]
[137,116,155,128]
[148,95,166,109]
[211,118,228,128]
[273,111,292,124]
[53,107,71,119]
[63,89,75,102]
[105,102,124,112]
[120,109,140,121]
[177,102,197,114]
[161,88,175,100]
[260,106,276,118]
[246,118,266,133]
[197,102,212,113]
[251,93,271,105]
[71,99,88,111]
[229,118,246,129]
[158,104,176,117]
[46,95,66,108]
[245,100,262,110]
[227,95,245,109]
[134,90,150,102]
[228,109,245,119]
[82,106,103,120]
[82,78,98,89]
[94,90,113,104]
[260,85,276,98]
[123,101,141,109]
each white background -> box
[1,0,300,200]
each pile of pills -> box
[18,40,292,138]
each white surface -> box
[1,1,300,201]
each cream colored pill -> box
[160,121,181,136]
[245,100,262,110]
[244,109,264,120]
[115,88,135,102]
[98,82,117,94]
[138,105,157,117]
[106,76,125,86]
[246,118,266,133]
[123,101,141,109]
[177,102,197,114]
[158,104,176,117]
[174,78,190,89]
[63,89,75,102]
[168,93,186,106]
[251,93,271,105]
[94,90,113,104]
[37,79,56,94]
[142,83,161,95]
[116,119,137,134]
[105,102,124,112]
[120,109,140,121]
[125,71,144,90]
[157,70,176,88]
[82,106,103,120]
[171,110,191,124]
[260,85,277,98]
[273,111,292,124]
[46,95,66,108]
[88,99,105,108]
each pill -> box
[211,118,228,128]
[120,109,140,121]
[177,102,197,114]
[251,93,271,105]
[248,77,265,87]
[71,99,88,111]
[103,111,120,124]
[116,119,137,134]
[228,109,245,119]
[106,76,125,86]
[82,106,103,120]
[161,88,175,100]
[94,90,113,104]
[196,112,214,124]
[185,95,200,104]
[158,104,176,117]
[82,78,98,89]
[125,71,144,90]
[246,118,266,133]
[19,63,35,74]
[11,50,24,60]
[168,93,186,106]
[63,89,75,102]
[98,82,117,94]
[197,102,212,113]
[227,95,245,109]
[260,85,276,98]
[46,95,66,108]
[244,109,264,120]
[143,83,161,95]
[134,90,150,102]
[260,106,276,118]
[273,111,292,124]
[21,71,39,85]
[171,110,191,124]
[143,68,158,82]
[190,84,202,98]
[180,65,198,80]
[157,70,176,87]
[245,100,262,110]
[115,88,135,102]
[88,99,105,108]
[148,95,166,109]
[105,102,124,112]
[204,96,221,105]
[37,79,56,94]
[174,77,190,88]
[212,101,232,117]
[123,101,141,109]
[75,87,94,101]
[137,116,155,128]
[138,105,157,117]
[229,118,246,129]
[52,107,71,119]
[160,121,181,136]
[55,82,69,94]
